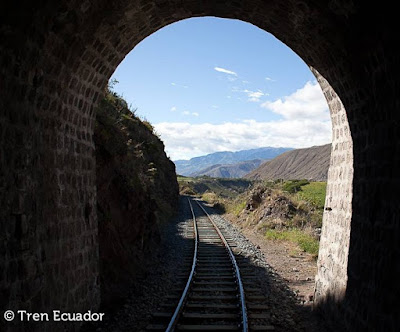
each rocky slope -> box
[191,159,263,178]
[94,89,179,306]
[246,144,331,181]
[235,183,323,231]
[175,147,292,176]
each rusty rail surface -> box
[165,198,199,332]
[194,200,248,332]
[149,197,253,331]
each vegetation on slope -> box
[265,229,319,256]
[177,175,253,198]
[200,178,326,258]
[296,181,327,209]
[95,84,179,305]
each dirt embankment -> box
[226,216,317,303]
[94,90,179,306]
[223,184,323,302]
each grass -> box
[231,200,247,216]
[296,182,327,209]
[265,228,319,257]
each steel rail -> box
[165,198,199,332]
[194,199,248,332]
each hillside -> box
[95,88,179,305]
[175,147,292,176]
[191,159,263,178]
[223,180,327,257]
[246,144,331,181]
[178,176,253,198]
[196,178,327,257]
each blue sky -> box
[111,17,331,160]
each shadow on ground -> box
[81,195,332,332]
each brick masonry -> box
[0,1,399,331]
[313,68,353,329]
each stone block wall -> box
[313,68,353,328]
[0,3,102,331]
[1,1,399,331]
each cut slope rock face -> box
[95,90,179,306]
[246,144,331,181]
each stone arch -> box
[0,1,398,331]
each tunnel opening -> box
[86,11,353,329]
[93,16,339,329]
[1,2,399,332]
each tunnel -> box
[0,1,399,331]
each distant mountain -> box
[191,159,264,178]
[246,144,331,181]
[174,147,293,176]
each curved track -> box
[147,198,272,332]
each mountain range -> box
[190,159,264,178]
[174,147,292,176]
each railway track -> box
[147,198,273,331]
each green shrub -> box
[282,179,310,193]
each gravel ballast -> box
[82,196,330,331]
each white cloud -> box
[171,82,188,88]
[261,81,329,121]
[211,105,219,109]
[243,89,267,102]
[265,77,275,81]
[232,87,268,102]
[214,67,238,76]
[154,118,332,160]
[170,106,177,112]
[182,111,199,117]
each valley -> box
[174,147,292,176]
[175,144,331,181]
